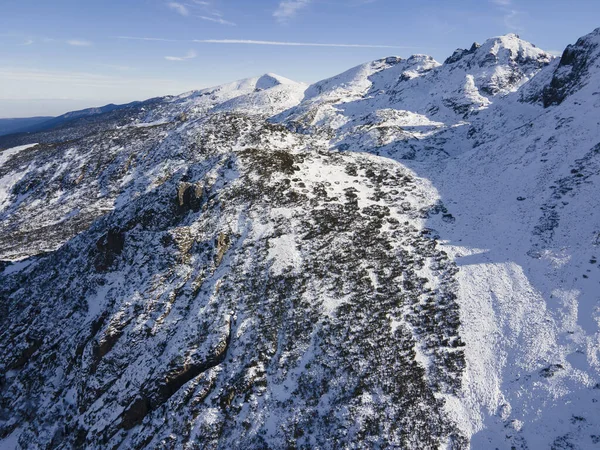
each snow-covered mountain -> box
[1,28,599,450]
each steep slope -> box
[0,113,465,449]
[542,27,600,107]
[424,29,600,449]
[1,29,600,450]
[274,29,600,449]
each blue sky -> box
[0,0,598,117]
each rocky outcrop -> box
[543,28,600,106]
[177,181,204,213]
[94,228,125,272]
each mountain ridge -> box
[1,28,599,450]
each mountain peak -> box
[255,73,298,90]
[474,33,551,65]
[445,33,551,68]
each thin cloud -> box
[503,9,523,31]
[167,2,189,16]
[67,39,92,47]
[117,36,419,49]
[0,68,175,87]
[165,49,197,61]
[95,63,134,72]
[491,0,523,32]
[193,39,408,49]
[117,36,179,42]
[167,1,235,25]
[274,0,311,22]
[198,15,236,26]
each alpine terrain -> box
[1,28,600,449]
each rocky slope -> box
[1,29,600,449]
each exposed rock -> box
[543,28,600,106]
[94,228,125,272]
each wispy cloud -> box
[117,36,178,42]
[67,39,92,47]
[0,68,164,87]
[3,34,95,47]
[167,1,235,26]
[117,35,415,49]
[167,2,189,16]
[95,63,134,72]
[165,49,197,61]
[503,9,523,31]
[491,0,523,31]
[198,15,236,26]
[274,0,311,22]
[193,39,408,49]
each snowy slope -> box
[171,73,307,118]
[427,30,600,448]
[1,28,600,450]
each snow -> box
[0,170,26,213]
[0,144,38,212]
[270,29,598,448]
[267,234,301,276]
[0,143,37,168]
[1,258,34,275]
[0,428,21,450]
[130,119,170,128]
[1,28,600,450]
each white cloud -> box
[95,63,133,72]
[117,36,414,49]
[273,0,311,22]
[193,39,408,49]
[490,0,523,32]
[198,15,236,26]
[165,49,197,61]
[167,2,189,16]
[167,1,235,25]
[503,9,523,31]
[67,39,92,47]
[117,36,178,42]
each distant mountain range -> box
[0,117,54,137]
[0,102,148,138]
[1,27,600,450]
